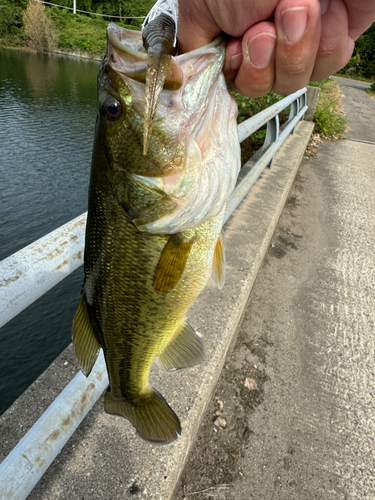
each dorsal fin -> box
[71,294,100,377]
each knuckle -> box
[281,56,308,76]
[234,77,273,98]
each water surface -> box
[0,48,100,415]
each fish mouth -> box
[106,24,182,87]
[107,22,179,156]
[107,23,148,60]
[106,24,226,159]
[106,23,148,81]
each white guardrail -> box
[0,87,307,500]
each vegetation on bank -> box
[0,0,154,55]
[231,90,289,163]
[48,7,111,55]
[309,79,347,136]
[365,85,375,101]
[233,77,347,164]
[337,23,375,81]
[0,0,27,47]
[23,1,57,52]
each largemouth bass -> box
[72,23,240,444]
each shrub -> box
[0,0,27,46]
[338,23,375,80]
[310,80,347,136]
[23,1,57,53]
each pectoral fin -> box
[211,231,226,289]
[158,320,206,371]
[71,294,100,377]
[153,233,195,294]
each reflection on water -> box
[0,48,100,415]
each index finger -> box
[177,0,278,53]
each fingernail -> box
[281,7,308,44]
[246,33,276,69]
[320,0,330,16]
[230,52,243,71]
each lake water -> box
[0,48,100,415]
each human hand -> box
[177,0,375,96]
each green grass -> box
[235,77,348,165]
[0,1,26,47]
[308,79,347,136]
[49,8,108,56]
[230,89,287,124]
[365,88,375,100]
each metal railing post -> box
[263,114,280,169]
[289,99,299,134]
[299,93,307,119]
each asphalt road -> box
[333,76,375,143]
[175,78,375,499]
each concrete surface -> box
[175,78,375,499]
[0,118,314,499]
[333,76,375,143]
[304,86,320,121]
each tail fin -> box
[104,389,181,444]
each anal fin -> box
[71,294,100,376]
[104,388,181,444]
[153,233,196,294]
[158,320,206,371]
[211,230,226,289]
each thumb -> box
[177,0,221,53]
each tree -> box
[0,0,27,46]
[339,23,375,78]
[23,1,57,53]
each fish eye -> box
[101,96,122,121]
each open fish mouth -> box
[106,23,147,79]
[107,15,177,156]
